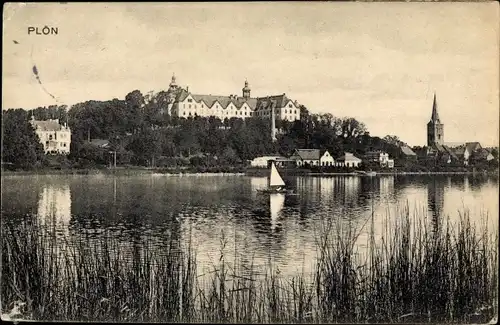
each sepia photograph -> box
[2,2,499,323]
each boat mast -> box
[271,103,277,142]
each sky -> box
[2,2,499,147]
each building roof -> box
[476,148,492,159]
[30,119,65,132]
[401,146,417,156]
[292,149,320,160]
[465,142,482,153]
[255,94,290,111]
[337,152,361,162]
[453,146,466,156]
[175,88,294,112]
[430,144,459,160]
[252,155,285,161]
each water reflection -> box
[2,174,498,279]
[270,193,285,232]
[37,183,71,229]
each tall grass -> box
[2,207,497,323]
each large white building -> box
[166,75,301,122]
[30,117,71,154]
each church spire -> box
[430,92,440,123]
[427,91,444,146]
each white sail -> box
[269,162,286,187]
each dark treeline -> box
[3,89,413,170]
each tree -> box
[125,90,145,133]
[126,129,163,166]
[2,109,46,169]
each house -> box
[289,149,320,167]
[167,75,300,122]
[336,152,362,168]
[320,150,335,167]
[465,142,482,153]
[30,117,71,155]
[274,157,297,168]
[451,142,486,166]
[452,146,470,166]
[364,151,394,168]
[472,148,495,163]
[427,143,459,164]
[250,156,285,168]
[400,146,417,160]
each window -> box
[288,104,292,108]
[63,143,66,147]
[45,141,49,146]
[183,112,186,115]
[187,99,193,103]
[49,135,53,140]
[245,112,247,116]
[189,104,191,108]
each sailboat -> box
[257,161,295,194]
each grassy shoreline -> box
[2,208,498,323]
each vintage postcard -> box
[2,2,498,323]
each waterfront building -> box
[250,155,285,168]
[364,151,395,168]
[30,117,71,155]
[335,152,362,168]
[319,150,335,166]
[289,149,321,167]
[166,75,300,122]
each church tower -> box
[242,79,251,100]
[168,73,179,92]
[427,93,444,146]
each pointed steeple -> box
[430,92,440,123]
[427,91,444,146]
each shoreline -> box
[2,167,498,177]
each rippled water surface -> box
[2,174,498,277]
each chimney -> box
[186,86,189,92]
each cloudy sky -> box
[3,2,499,146]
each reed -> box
[2,207,497,323]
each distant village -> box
[25,75,498,172]
[248,93,496,170]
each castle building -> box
[166,75,301,122]
[30,116,72,155]
[427,93,444,146]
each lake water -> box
[2,173,498,277]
